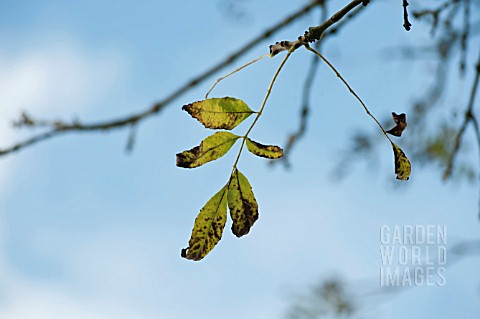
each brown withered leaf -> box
[386,112,407,137]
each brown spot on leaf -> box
[246,139,283,159]
[181,98,253,130]
[228,170,259,238]
[176,146,201,168]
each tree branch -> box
[269,0,367,56]
[274,3,328,168]
[443,45,480,179]
[274,3,369,168]
[402,0,412,31]
[0,0,323,157]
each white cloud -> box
[0,228,164,319]
[0,36,133,319]
[0,232,156,319]
[0,38,128,143]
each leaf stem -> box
[305,45,393,144]
[205,54,271,99]
[231,48,295,173]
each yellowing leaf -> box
[246,138,283,159]
[228,170,259,237]
[392,142,411,180]
[176,132,240,168]
[182,186,228,261]
[182,97,254,130]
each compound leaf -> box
[246,138,283,159]
[176,132,240,168]
[392,142,411,180]
[181,186,228,261]
[227,170,259,237]
[182,97,254,130]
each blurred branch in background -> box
[287,279,355,319]
[272,1,328,169]
[218,0,252,23]
[273,3,368,168]
[2,0,480,216]
[333,0,480,211]
[285,239,480,319]
[443,47,480,180]
[0,0,326,157]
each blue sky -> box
[0,1,479,318]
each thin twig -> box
[470,114,480,218]
[305,46,392,144]
[471,115,480,160]
[269,0,366,56]
[402,0,412,31]
[443,46,480,180]
[412,0,459,19]
[305,0,366,42]
[0,0,323,158]
[231,47,295,171]
[205,54,270,99]
[273,2,370,169]
[412,0,462,37]
[0,130,59,155]
[276,2,328,168]
[459,0,470,74]
[322,3,366,38]
[273,2,370,168]
[125,123,138,153]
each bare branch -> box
[275,3,368,168]
[402,0,412,31]
[0,0,323,158]
[205,53,270,99]
[304,0,368,43]
[231,47,295,171]
[443,46,480,179]
[459,0,470,74]
[274,3,328,168]
[269,0,367,56]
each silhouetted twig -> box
[402,0,412,31]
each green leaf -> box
[246,138,283,159]
[392,142,411,180]
[182,97,255,130]
[228,170,259,237]
[176,132,240,168]
[182,186,228,261]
